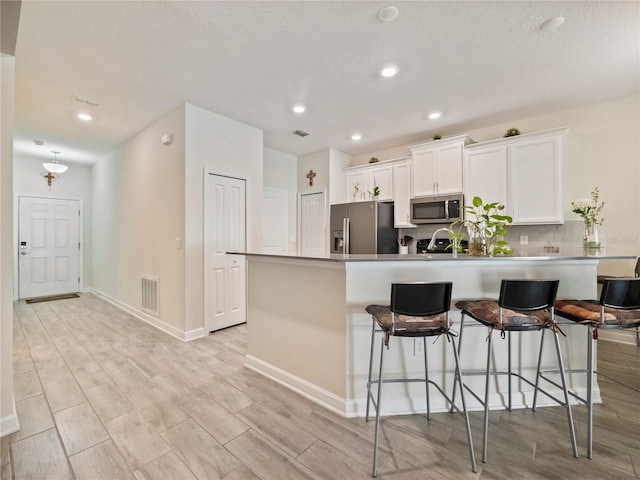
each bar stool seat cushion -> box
[455,299,551,329]
[365,304,447,336]
[554,300,640,327]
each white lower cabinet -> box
[464,127,568,225]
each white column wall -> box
[263,147,297,254]
[1,55,18,435]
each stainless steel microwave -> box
[410,193,463,224]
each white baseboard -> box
[88,289,206,342]
[245,354,351,417]
[0,399,19,437]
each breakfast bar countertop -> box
[232,249,635,262]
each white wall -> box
[13,154,93,293]
[1,55,18,435]
[91,105,186,337]
[263,147,297,253]
[184,103,263,333]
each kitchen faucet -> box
[427,227,454,251]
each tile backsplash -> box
[399,220,627,256]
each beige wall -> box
[91,105,186,337]
[13,155,93,294]
[1,55,17,434]
[353,94,640,272]
[184,103,263,333]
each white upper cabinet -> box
[343,158,414,227]
[464,127,568,225]
[392,160,414,228]
[409,135,473,197]
[343,159,401,203]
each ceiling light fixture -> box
[428,112,442,120]
[380,65,399,78]
[77,113,93,121]
[42,151,69,174]
[540,16,565,32]
[351,134,362,141]
[292,104,306,114]
[378,6,399,22]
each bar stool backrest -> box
[390,282,452,317]
[600,279,640,310]
[498,279,560,312]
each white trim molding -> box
[89,289,206,342]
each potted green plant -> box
[450,196,513,256]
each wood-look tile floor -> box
[2,294,639,479]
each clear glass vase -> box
[583,223,600,250]
[467,224,488,256]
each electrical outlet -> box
[414,338,424,356]
[520,235,529,245]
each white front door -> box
[204,173,247,332]
[18,196,80,299]
[300,192,326,257]
[262,187,288,254]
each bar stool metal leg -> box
[451,336,477,472]
[372,335,386,477]
[482,329,494,463]
[423,337,431,420]
[587,325,595,459]
[366,320,377,422]
[552,328,579,458]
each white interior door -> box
[204,173,247,332]
[300,192,326,257]
[18,196,80,299]
[262,187,288,254]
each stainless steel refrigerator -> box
[330,201,398,254]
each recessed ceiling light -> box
[540,16,565,32]
[77,113,92,121]
[292,104,306,114]
[380,65,399,78]
[428,112,442,120]
[378,6,399,22]
[351,134,362,141]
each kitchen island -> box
[238,251,634,417]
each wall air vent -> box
[292,129,310,137]
[141,275,159,316]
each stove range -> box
[416,238,468,254]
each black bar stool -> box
[365,282,476,477]
[455,279,578,463]
[552,278,640,458]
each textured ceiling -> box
[13,1,640,164]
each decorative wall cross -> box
[306,169,316,186]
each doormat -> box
[25,293,80,304]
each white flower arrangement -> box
[571,187,604,229]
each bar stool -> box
[365,282,476,477]
[551,278,640,458]
[455,279,578,463]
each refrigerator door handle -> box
[344,217,349,254]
